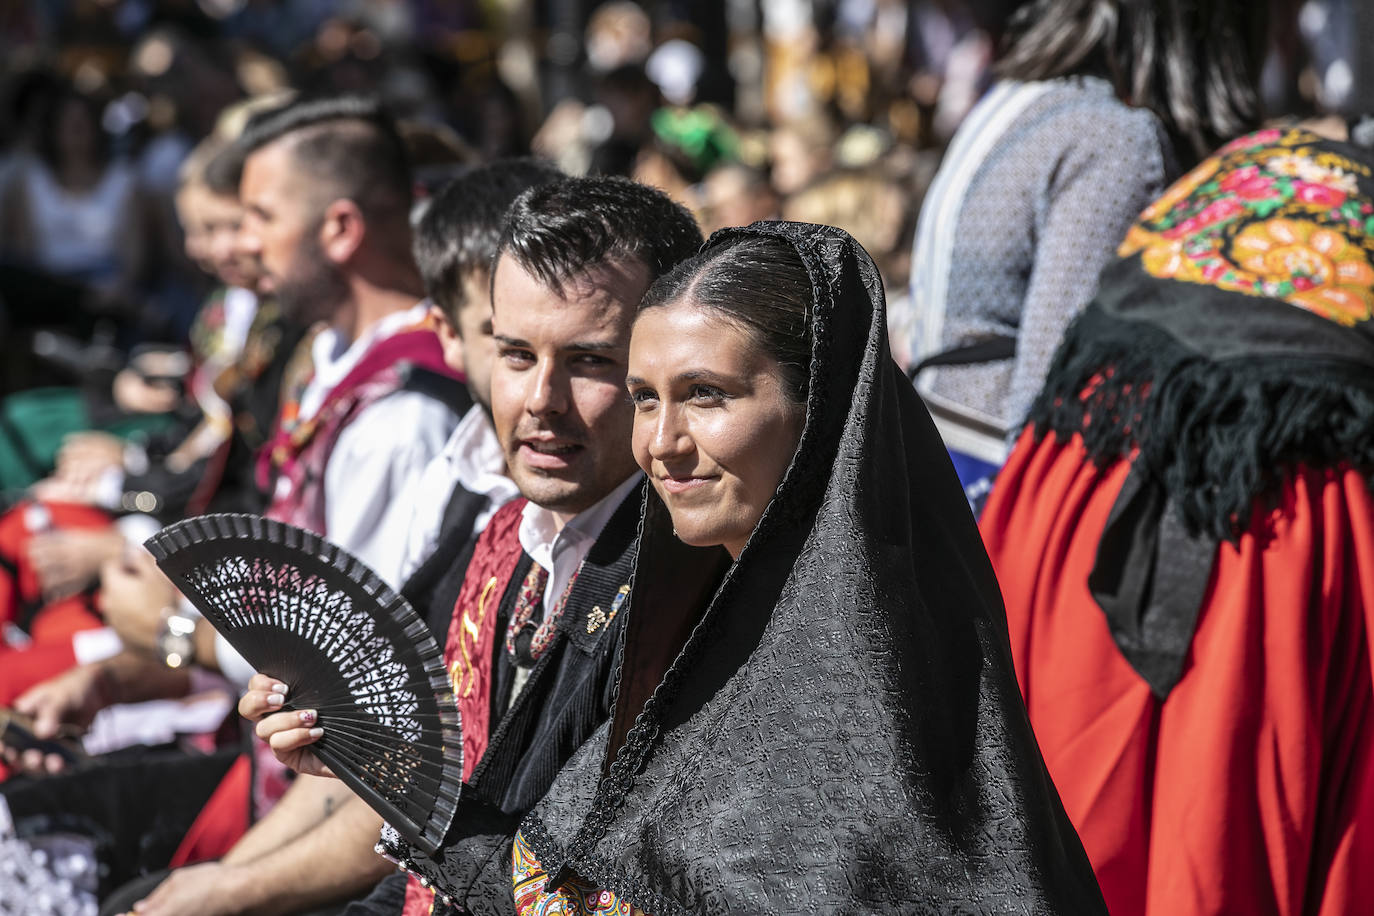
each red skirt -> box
[982,430,1374,916]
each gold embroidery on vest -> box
[450,576,500,697]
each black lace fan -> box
[145,513,462,855]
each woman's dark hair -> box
[37,85,110,171]
[995,0,1267,164]
[640,234,812,404]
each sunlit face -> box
[200,190,258,290]
[433,271,498,415]
[627,301,805,558]
[237,140,346,323]
[490,254,647,521]
[175,184,212,272]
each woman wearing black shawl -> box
[499,221,1106,914]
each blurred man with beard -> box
[4,96,468,916]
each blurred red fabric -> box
[983,429,1374,916]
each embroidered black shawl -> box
[508,222,1106,914]
[1026,128,1374,697]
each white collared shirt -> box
[316,304,462,589]
[395,407,520,583]
[517,473,643,619]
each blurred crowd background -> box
[0,4,1373,913]
[0,0,1370,392]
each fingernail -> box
[272,683,288,695]
[308,727,323,739]
[267,693,284,707]
[299,709,316,725]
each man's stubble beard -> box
[275,232,351,326]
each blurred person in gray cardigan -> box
[906,0,1267,504]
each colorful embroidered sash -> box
[512,829,651,916]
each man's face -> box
[490,254,648,520]
[237,140,347,323]
[451,271,497,414]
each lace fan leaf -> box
[146,513,462,854]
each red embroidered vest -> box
[402,498,528,916]
[258,321,455,535]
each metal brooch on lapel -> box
[586,584,630,634]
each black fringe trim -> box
[1027,304,1374,543]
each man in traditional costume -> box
[245,176,702,916]
[4,96,468,916]
[124,157,566,915]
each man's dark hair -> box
[414,158,563,329]
[230,94,414,224]
[497,176,703,293]
[995,0,1267,164]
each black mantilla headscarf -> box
[1025,126,1374,699]
[506,221,1106,914]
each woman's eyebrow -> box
[673,369,725,384]
[625,369,732,388]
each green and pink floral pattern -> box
[1120,127,1374,326]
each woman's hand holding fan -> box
[239,673,334,779]
[256,707,329,777]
